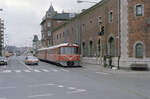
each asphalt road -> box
[0,56,150,99]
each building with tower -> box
[40,4,77,47]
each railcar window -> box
[60,47,78,54]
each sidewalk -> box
[81,63,149,74]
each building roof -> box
[52,0,107,32]
[52,13,72,20]
[48,5,55,13]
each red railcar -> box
[37,43,80,66]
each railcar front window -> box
[60,47,78,54]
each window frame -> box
[135,4,144,17]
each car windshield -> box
[27,56,37,60]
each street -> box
[0,56,150,99]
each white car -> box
[25,56,39,65]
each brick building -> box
[42,0,150,68]
[40,5,76,47]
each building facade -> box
[42,0,150,68]
[40,5,76,48]
[0,18,4,56]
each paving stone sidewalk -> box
[81,63,149,74]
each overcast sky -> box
[0,0,99,47]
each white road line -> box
[52,69,58,72]
[67,89,87,94]
[2,70,11,73]
[17,59,33,71]
[57,85,64,88]
[68,87,76,90]
[15,70,21,73]
[29,83,56,88]
[34,69,41,72]
[0,86,16,90]
[28,93,53,98]
[96,72,109,75]
[24,69,31,72]
[61,69,69,72]
[0,98,7,99]
[47,83,56,86]
[41,69,49,72]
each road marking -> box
[24,69,31,72]
[0,98,7,99]
[68,87,76,90]
[28,93,54,98]
[15,70,21,73]
[41,69,49,72]
[67,89,87,94]
[0,86,16,90]
[34,69,41,72]
[17,59,33,71]
[47,83,56,86]
[2,70,11,73]
[61,69,69,72]
[29,83,56,88]
[57,85,64,88]
[52,69,58,72]
[96,72,109,75]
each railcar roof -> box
[38,43,78,51]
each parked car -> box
[0,56,8,65]
[25,56,39,65]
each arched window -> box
[97,39,100,57]
[82,42,86,57]
[108,37,115,57]
[135,43,144,58]
[89,40,94,57]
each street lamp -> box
[77,0,97,4]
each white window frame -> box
[134,4,144,17]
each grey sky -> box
[0,0,98,47]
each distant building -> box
[0,18,4,56]
[32,35,41,55]
[40,4,77,47]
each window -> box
[63,32,65,37]
[82,24,86,32]
[97,39,100,57]
[135,43,144,58]
[108,37,115,57]
[109,11,113,23]
[82,42,86,57]
[57,34,58,40]
[98,16,102,25]
[60,47,78,54]
[47,22,51,27]
[89,41,94,57]
[135,4,144,16]
[48,31,51,36]
[60,33,61,39]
